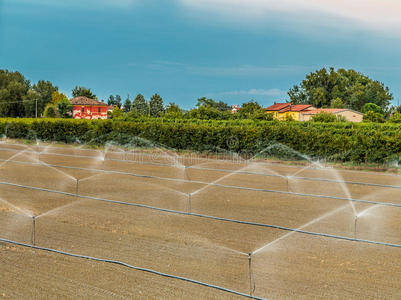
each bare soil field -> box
[0,142,400,299]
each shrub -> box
[43,104,59,118]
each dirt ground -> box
[0,143,400,299]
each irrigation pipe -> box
[0,181,400,249]
[0,237,265,300]
[1,159,401,209]
[1,147,401,190]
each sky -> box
[1,0,401,109]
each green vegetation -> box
[1,118,401,164]
[288,68,393,111]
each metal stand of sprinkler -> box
[184,165,190,181]
[188,193,192,214]
[76,179,79,196]
[354,216,358,240]
[31,216,36,246]
[248,253,256,296]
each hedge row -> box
[1,118,401,164]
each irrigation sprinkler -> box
[75,179,79,197]
[184,165,190,181]
[31,216,36,246]
[188,193,192,214]
[286,176,290,192]
[354,216,358,240]
[248,252,256,296]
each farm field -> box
[0,142,400,299]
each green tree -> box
[0,70,30,117]
[187,105,222,120]
[362,103,384,115]
[110,106,123,119]
[237,101,265,119]
[56,98,72,118]
[107,95,115,105]
[363,111,385,123]
[115,95,122,108]
[197,97,231,112]
[131,94,148,115]
[330,97,344,108]
[288,68,392,111]
[43,103,59,118]
[310,112,337,123]
[165,102,183,119]
[123,97,131,113]
[72,86,97,99]
[149,94,164,117]
[388,112,401,123]
[51,91,68,104]
[23,90,41,117]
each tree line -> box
[1,68,400,122]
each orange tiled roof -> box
[265,103,291,111]
[279,104,313,112]
[70,97,107,106]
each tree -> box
[197,97,230,112]
[149,94,164,117]
[51,91,68,104]
[110,106,123,119]
[0,70,30,117]
[131,94,148,115]
[56,98,72,118]
[123,97,131,113]
[165,102,183,119]
[363,111,385,123]
[330,97,344,108]
[27,80,57,117]
[288,68,393,111]
[72,86,97,99]
[107,95,115,106]
[237,101,266,119]
[362,103,384,115]
[388,112,401,123]
[115,95,122,108]
[43,104,59,118]
[23,90,41,118]
[310,112,337,123]
[187,105,222,120]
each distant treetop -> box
[288,67,393,111]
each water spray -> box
[31,216,36,246]
[248,252,256,296]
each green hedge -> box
[1,118,401,164]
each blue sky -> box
[1,0,401,109]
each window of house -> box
[81,107,84,113]
[98,107,101,113]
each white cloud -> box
[147,61,308,77]
[7,0,138,10]
[216,88,285,96]
[179,0,401,36]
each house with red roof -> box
[71,96,108,120]
[265,102,315,121]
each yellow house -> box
[265,103,315,121]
